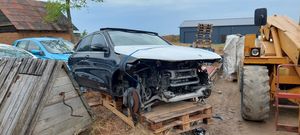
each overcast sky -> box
[70,0,300,35]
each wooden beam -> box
[102,99,135,128]
[244,57,290,65]
[270,27,283,57]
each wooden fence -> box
[0,58,92,135]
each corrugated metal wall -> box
[180,25,259,44]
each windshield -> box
[108,31,170,46]
[62,39,75,50]
[0,46,33,58]
[40,40,74,54]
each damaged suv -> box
[69,28,221,113]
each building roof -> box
[0,0,77,32]
[180,17,254,28]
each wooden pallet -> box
[195,23,213,49]
[97,93,213,134]
[141,102,212,134]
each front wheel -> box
[240,65,270,121]
[125,87,140,124]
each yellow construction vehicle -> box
[239,8,300,133]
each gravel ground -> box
[83,76,299,135]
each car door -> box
[69,35,93,88]
[70,33,117,92]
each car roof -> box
[100,28,159,35]
[15,37,62,42]
[0,44,36,57]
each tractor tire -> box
[240,65,270,121]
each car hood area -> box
[114,45,221,61]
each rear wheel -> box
[240,65,270,121]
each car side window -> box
[91,34,107,48]
[16,41,29,50]
[27,41,40,51]
[76,35,92,52]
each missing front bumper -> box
[161,85,211,102]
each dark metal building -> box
[180,18,259,44]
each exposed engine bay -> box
[117,60,212,110]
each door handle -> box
[84,55,90,59]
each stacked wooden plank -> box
[0,58,92,135]
[195,24,213,48]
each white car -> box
[0,44,36,58]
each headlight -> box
[250,48,261,57]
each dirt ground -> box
[207,76,298,135]
[83,75,299,135]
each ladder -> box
[275,64,300,134]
